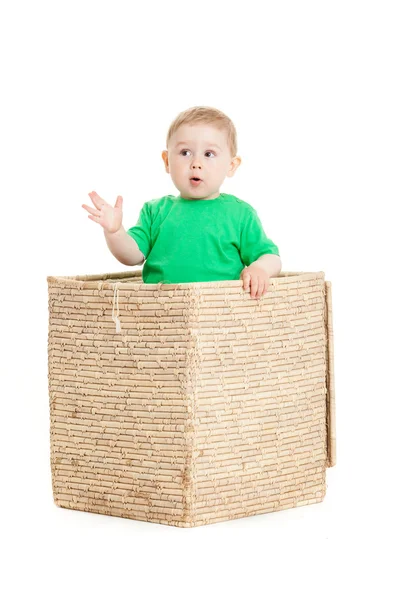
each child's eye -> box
[180,150,216,157]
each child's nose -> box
[191,156,203,167]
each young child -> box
[82,106,282,299]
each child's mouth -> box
[190,178,202,187]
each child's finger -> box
[256,280,265,296]
[259,281,267,297]
[88,191,106,211]
[82,204,98,217]
[242,272,251,291]
[250,277,260,298]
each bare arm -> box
[250,253,282,277]
[82,192,145,266]
[104,225,145,266]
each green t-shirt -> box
[126,193,280,284]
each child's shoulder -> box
[223,193,257,214]
[144,194,173,207]
[139,195,174,215]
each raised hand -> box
[82,191,123,234]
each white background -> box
[1,0,399,598]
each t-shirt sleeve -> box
[126,202,152,259]
[239,207,280,266]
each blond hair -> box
[166,106,238,157]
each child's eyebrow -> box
[175,141,222,151]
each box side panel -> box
[189,274,328,527]
[324,281,336,467]
[48,280,195,527]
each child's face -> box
[162,123,241,200]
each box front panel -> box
[48,281,196,527]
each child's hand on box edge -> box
[240,265,270,299]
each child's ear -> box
[228,156,242,177]
[161,150,170,173]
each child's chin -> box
[182,189,203,197]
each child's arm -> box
[241,254,282,298]
[238,208,282,297]
[104,225,144,266]
[251,253,282,277]
[82,191,144,266]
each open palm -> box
[82,191,123,234]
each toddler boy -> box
[82,106,282,299]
